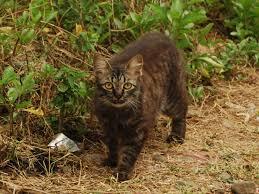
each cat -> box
[93,32,188,181]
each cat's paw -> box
[102,158,117,167]
[113,170,129,182]
[166,134,184,144]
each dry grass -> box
[0,68,258,194]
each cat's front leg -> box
[103,129,118,167]
[115,130,145,181]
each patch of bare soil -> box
[0,68,258,194]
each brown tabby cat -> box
[93,32,188,181]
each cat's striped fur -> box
[93,32,188,181]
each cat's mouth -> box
[109,99,128,108]
[111,102,127,108]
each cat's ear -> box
[126,54,143,78]
[93,54,111,78]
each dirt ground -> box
[0,67,258,193]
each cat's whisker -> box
[128,99,140,115]
[129,101,137,114]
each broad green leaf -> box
[232,2,244,10]
[173,0,183,14]
[42,63,57,76]
[44,11,58,23]
[16,11,29,26]
[32,11,42,24]
[184,23,194,29]
[170,0,183,19]
[176,34,192,49]
[151,4,168,23]
[198,56,224,68]
[7,87,19,103]
[16,100,31,109]
[129,12,138,23]
[188,85,204,102]
[239,0,254,10]
[20,28,35,44]
[196,86,204,96]
[167,12,173,23]
[199,23,213,37]
[198,23,214,45]
[1,66,17,85]
[12,79,22,90]
[68,77,75,90]
[57,83,69,92]
[78,81,87,97]
[181,10,207,26]
[55,70,64,79]
[21,72,35,94]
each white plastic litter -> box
[48,133,80,152]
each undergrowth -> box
[0,0,258,139]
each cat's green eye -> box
[103,82,113,90]
[123,83,133,90]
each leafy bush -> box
[0,0,258,136]
[224,0,259,40]
[55,0,213,51]
[0,66,35,133]
[220,37,259,72]
[0,0,57,56]
[55,0,223,102]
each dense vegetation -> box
[0,0,258,137]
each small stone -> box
[231,182,256,194]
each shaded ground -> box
[0,67,258,193]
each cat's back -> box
[110,32,178,66]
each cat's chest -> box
[99,108,136,121]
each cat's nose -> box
[114,93,123,100]
[113,90,123,101]
[112,96,123,104]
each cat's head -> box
[93,54,143,108]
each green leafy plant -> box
[15,0,57,44]
[1,0,258,135]
[224,0,259,39]
[188,54,224,79]
[0,66,35,132]
[113,0,212,49]
[55,0,118,51]
[219,37,259,73]
[51,66,91,130]
[0,0,57,59]
[188,85,204,103]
